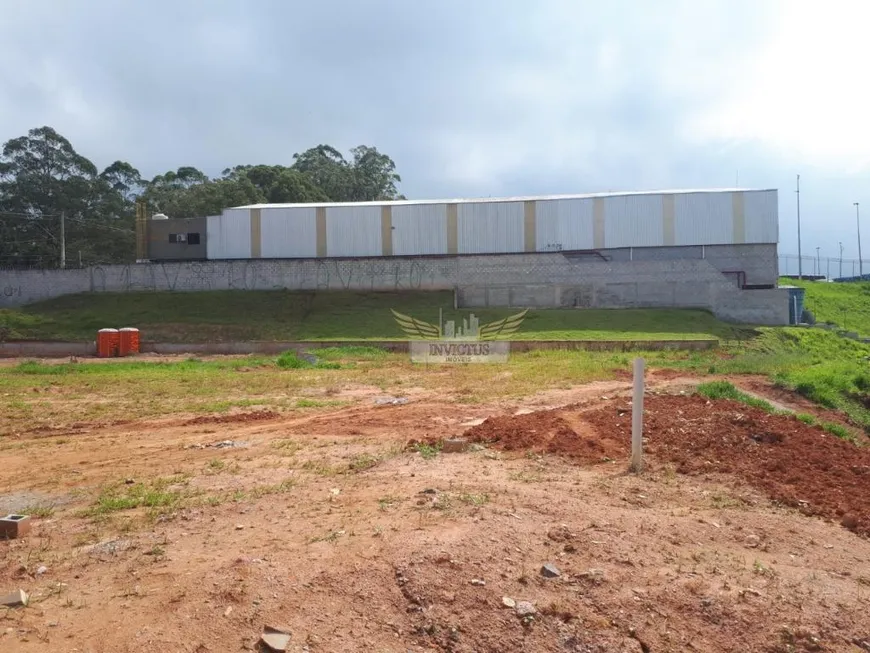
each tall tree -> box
[0,126,405,268]
[349,145,402,201]
[222,165,329,203]
[0,126,114,268]
[141,168,264,219]
[291,145,354,201]
[99,161,144,203]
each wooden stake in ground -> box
[630,357,645,473]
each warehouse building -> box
[135,188,788,324]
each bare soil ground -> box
[2,372,870,652]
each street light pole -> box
[839,241,844,278]
[60,211,66,270]
[797,175,802,279]
[856,202,864,278]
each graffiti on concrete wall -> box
[2,256,462,307]
[88,259,458,294]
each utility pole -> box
[839,241,844,278]
[60,211,66,269]
[816,247,820,277]
[857,202,864,277]
[796,175,802,279]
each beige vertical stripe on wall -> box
[315,207,327,257]
[446,203,458,254]
[593,198,605,248]
[380,206,393,256]
[523,201,536,252]
[249,208,262,258]
[662,194,676,246]
[732,192,746,244]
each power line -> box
[0,212,135,234]
[0,210,61,217]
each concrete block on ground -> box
[0,514,31,539]
[0,589,28,607]
[441,438,470,454]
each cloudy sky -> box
[1,0,868,271]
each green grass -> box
[276,350,341,370]
[696,381,776,413]
[781,277,870,337]
[0,290,746,342]
[414,442,441,460]
[2,320,868,436]
[87,477,188,516]
[22,504,56,518]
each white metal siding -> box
[391,204,448,255]
[603,195,663,248]
[743,190,778,243]
[674,192,733,246]
[458,201,524,254]
[207,208,251,259]
[260,207,318,258]
[326,206,382,257]
[205,216,221,259]
[535,198,595,251]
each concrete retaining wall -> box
[0,338,719,359]
[0,244,786,324]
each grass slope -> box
[0,290,746,342]
[782,277,870,336]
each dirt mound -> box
[465,395,870,537]
[582,394,870,537]
[183,410,279,426]
[464,410,624,464]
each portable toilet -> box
[784,286,806,325]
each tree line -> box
[0,126,403,268]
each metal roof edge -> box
[228,188,777,211]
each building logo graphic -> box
[391,308,527,363]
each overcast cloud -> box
[1,0,868,269]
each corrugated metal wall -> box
[261,207,318,258]
[604,194,664,248]
[204,190,778,259]
[392,204,448,255]
[743,190,779,244]
[326,206,382,256]
[207,209,251,259]
[457,201,524,254]
[674,193,734,245]
[535,198,594,251]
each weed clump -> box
[276,350,340,370]
[696,381,775,413]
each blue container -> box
[785,287,806,325]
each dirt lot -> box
[2,370,870,652]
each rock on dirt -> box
[540,563,561,578]
[441,438,470,453]
[374,396,408,405]
[260,625,292,651]
[502,596,516,609]
[0,589,28,607]
[515,601,536,617]
[82,539,132,556]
